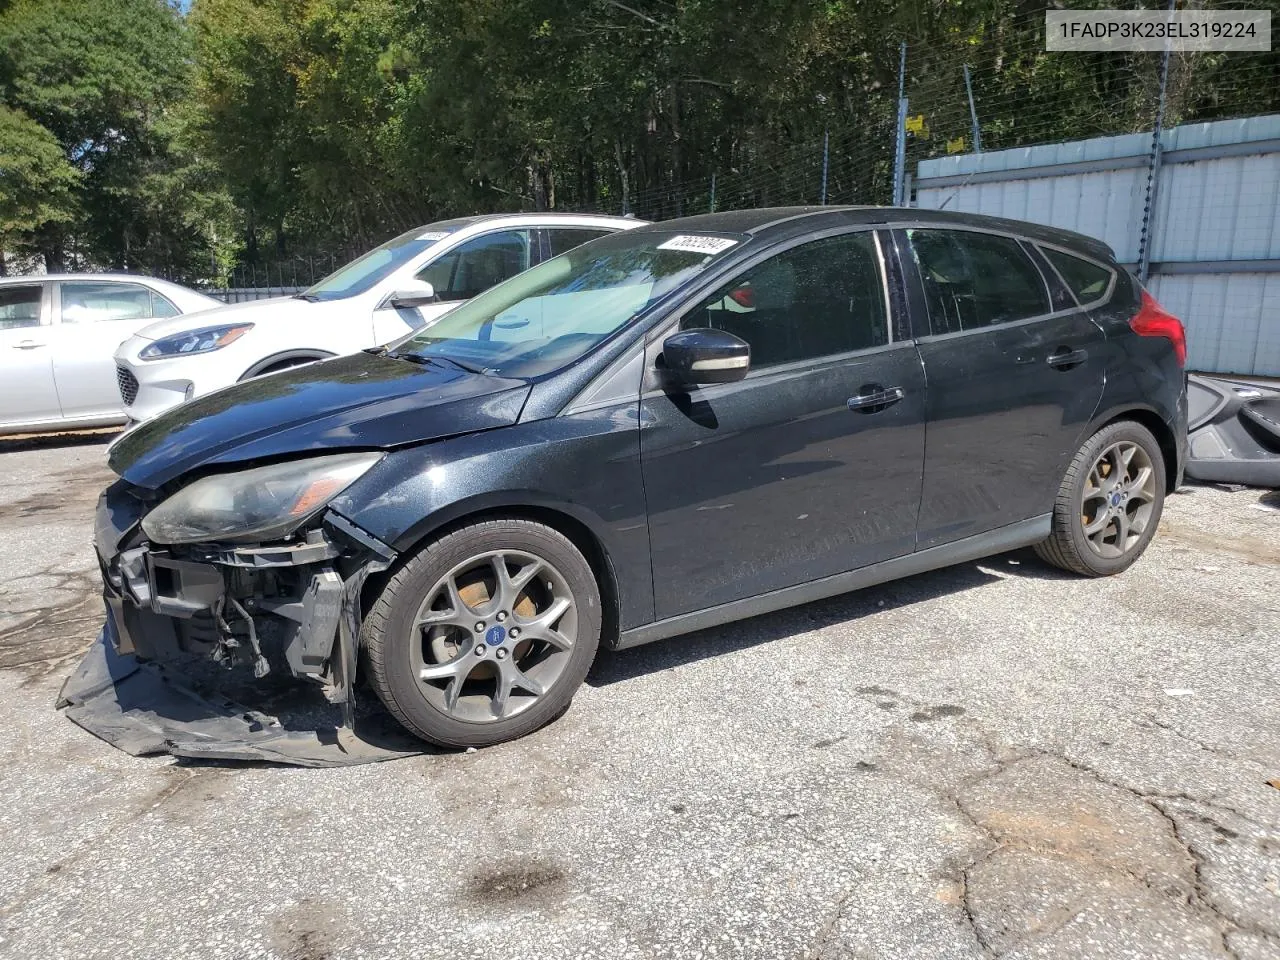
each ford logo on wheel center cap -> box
[485,624,507,646]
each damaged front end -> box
[61,455,422,766]
[104,512,387,712]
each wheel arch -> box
[1090,404,1180,493]
[359,495,624,650]
[239,349,336,381]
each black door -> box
[896,227,1106,549]
[640,230,927,620]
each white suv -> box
[114,213,643,422]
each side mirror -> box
[661,328,750,386]
[386,281,437,310]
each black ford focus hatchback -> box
[98,206,1188,748]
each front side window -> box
[546,228,615,258]
[301,220,467,301]
[60,281,155,323]
[0,285,43,329]
[682,232,888,368]
[416,230,535,302]
[1043,247,1114,304]
[394,229,743,378]
[908,229,1049,334]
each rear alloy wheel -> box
[1035,420,1167,577]
[362,519,601,748]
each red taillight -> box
[1130,290,1186,367]
[727,285,754,308]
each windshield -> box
[301,221,467,301]
[393,230,745,378]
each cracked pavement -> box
[0,434,1277,960]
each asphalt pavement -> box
[0,433,1277,960]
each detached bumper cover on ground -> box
[57,629,423,766]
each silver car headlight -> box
[139,323,254,359]
[141,453,384,545]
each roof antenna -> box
[937,170,978,211]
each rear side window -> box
[683,231,888,369]
[0,284,43,329]
[60,281,155,323]
[546,228,614,258]
[1042,248,1114,304]
[907,229,1050,334]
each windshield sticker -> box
[656,235,738,254]
[418,231,450,242]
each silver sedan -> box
[0,274,221,435]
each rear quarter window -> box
[1042,248,1114,304]
[151,291,179,318]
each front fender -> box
[329,410,654,630]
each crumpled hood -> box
[131,296,303,341]
[108,353,530,490]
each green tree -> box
[166,0,1280,275]
[190,0,423,260]
[0,104,79,265]
[0,0,227,278]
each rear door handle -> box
[847,385,905,413]
[1047,347,1088,370]
[13,340,46,350]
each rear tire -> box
[1035,420,1166,577]
[362,519,601,748]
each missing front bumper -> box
[75,496,410,763]
[104,532,351,680]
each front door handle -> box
[1047,347,1088,370]
[847,385,905,413]
[13,340,46,350]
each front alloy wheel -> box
[411,550,578,723]
[363,519,601,748]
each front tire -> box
[1035,420,1167,577]
[362,519,601,748]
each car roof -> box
[0,272,195,287]
[629,205,1115,261]
[419,212,644,232]
[0,273,221,309]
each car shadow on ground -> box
[587,548,1070,688]
[0,428,120,454]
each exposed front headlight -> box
[139,323,254,360]
[141,453,383,545]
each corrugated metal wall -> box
[914,115,1280,376]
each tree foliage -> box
[0,0,231,278]
[2,0,1276,282]
[0,103,79,249]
